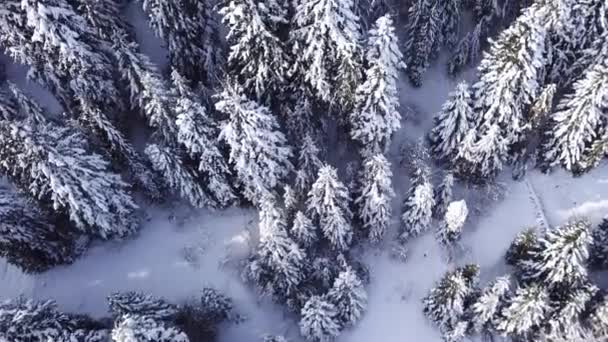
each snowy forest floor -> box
[3,59,608,341]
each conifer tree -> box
[290,0,362,108]
[588,296,608,339]
[172,72,237,207]
[295,134,324,196]
[589,218,608,270]
[430,82,474,162]
[145,144,214,209]
[141,0,223,87]
[433,171,454,219]
[350,14,404,156]
[111,314,189,342]
[542,284,597,341]
[530,220,591,287]
[283,185,299,221]
[327,265,368,327]
[307,165,354,251]
[496,284,549,338]
[215,86,292,203]
[400,167,434,241]
[220,0,290,102]
[469,275,511,335]
[0,186,79,273]
[258,195,288,242]
[299,296,341,342]
[0,120,139,239]
[423,265,480,336]
[73,0,129,40]
[108,292,179,321]
[541,47,608,174]
[405,0,440,86]
[355,155,394,243]
[0,298,107,341]
[437,200,468,248]
[291,211,318,249]
[505,228,540,281]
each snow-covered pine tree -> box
[542,283,597,341]
[247,226,306,299]
[220,0,290,102]
[350,14,404,156]
[529,219,591,287]
[111,314,189,342]
[295,134,324,196]
[145,144,214,208]
[464,0,554,180]
[299,296,341,342]
[589,218,608,270]
[469,275,511,336]
[430,82,474,162]
[283,185,299,222]
[198,287,234,324]
[0,298,108,341]
[327,265,368,327]
[215,85,292,203]
[541,45,608,175]
[355,154,394,243]
[433,171,454,219]
[108,292,178,321]
[437,200,468,248]
[140,0,223,88]
[495,284,550,338]
[72,0,130,41]
[258,195,288,242]
[400,166,435,242]
[441,0,461,49]
[405,0,440,87]
[505,228,540,281]
[291,211,318,248]
[307,165,354,251]
[290,0,362,109]
[0,120,139,239]
[423,265,480,336]
[0,186,79,273]
[172,72,237,208]
[588,296,608,340]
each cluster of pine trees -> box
[0,288,232,342]
[424,218,608,341]
[427,0,608,181]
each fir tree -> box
[111,314,189,342]
[72,0,129,41]
[283,185,299,222]
[0,186,78,273]
[220,0,290,102]
[469,275,511,336]
[588,296,608,339]
[299,296,341,342]
[215,86,292,203]
[430,82,474,162]
[145,144,214,208]
[290,0,362,108]
[295,134,324,196]
[141,0,223,88]
[327,265,368,327]
[258,195,288,242]
[405,0,440,86]
[108,292,178,321]
[542,47,608,175]
[437,200,468,248]
[311,257,338,290]
[198,287,234,324]
[400,167,434,241]
[542,284,597,341]
[262,335,288,342]
[589,218,608,270]
[355,154,395,243]
[423,265,480,336]
[291,211,318,249]
[350,14,404,156]
[0,120,139,239]
[307,165,354,251]
[530,220,591,287]
[172,72,237,207]
[0,298,107,341]
[496,284,549,338]
[433,171,454,219]
[505,228,540,281]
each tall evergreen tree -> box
[355,154,394,243]
[433,171,454,219]
[542,284,597,341]
[108,292,178,321]
[0,186,79,273]
[215,85,292,203]
[437,200,468,249]
[495,284,549,338]
[290,0,362,108]
[350,14,404,156]
[327,265,368,327]
[400,166,434,241]
[111,314,189,342]
[295,134,324,196]
[307,165,354,251]
[430,82,474,162]
[299,296,341,342]
[219,0,290,102]
[469,275,511,336]
[589,218,608,270]
[140,0,223,88]
[291,211,318,249]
